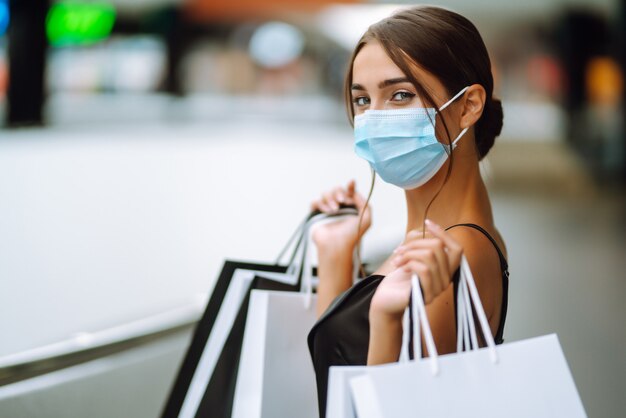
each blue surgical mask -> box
[354,86,470,190]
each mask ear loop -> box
[438,86,470,111]
[451,127,469,149]
[438,86,471,151]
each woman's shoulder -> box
[445,222,507,318]
[445,223,507,264]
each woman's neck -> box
[404,151,493,234]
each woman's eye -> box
[352,96,370,107]
[391,91,415,102]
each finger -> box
[311,199,324,212]
[403,261,435,304]
[334,187,354,205]
[397,229,423,246]
[334,188,345,204]
[405,229,425,242]
[312,197,332,213]
[346,180,356,197]
[425,219,463,269]
[393,248,435,270]
[395,238,451,289]
[322,192,339,212]
[350,186,371,214]
[399,250,445,297]
[395,238,442,252]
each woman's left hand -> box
[370,219,463,319]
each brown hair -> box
[344,6,503,159]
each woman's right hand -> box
[310,180,372,255]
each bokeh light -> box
[0,0,9,37]
[46,1,116,46]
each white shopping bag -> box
[324,257,488,418]
[349,257,588,418]
[232,290,320,418]
[325,366,369,418]
[231,211,362,418]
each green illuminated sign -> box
[46,2,116,46]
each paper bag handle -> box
[403,255,498,375]
[302,211,360,309]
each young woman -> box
[307,6,509,417]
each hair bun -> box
[476,97,503,160]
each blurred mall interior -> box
[0,0,624,417]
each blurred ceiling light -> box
[249,22,304,69]
[316,4,410,50]
[0,0,8,37]
[46,1,117,47]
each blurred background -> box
[0,0,624,417]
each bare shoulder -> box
[445,224,506,319]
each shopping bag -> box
[231,212,362,418]
[323,257,480,418]
[349,257,588,418]
[231,290,320,418]
[161,207,358,418]
[162,263,296,418]
[325,366,369,418]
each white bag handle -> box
[301,208,359,309]
[399,308,411,362]
[403,265,475,363]
[409,274,439,375]
[457,273,479,351]
[402,255,498,375]
[284,208,358,288]
[460,256,498,363]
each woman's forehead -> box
[352,42,445,97]
[352,42,405,82]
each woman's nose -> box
[368,98,386,110]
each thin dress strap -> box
[444,223,509,344]
[445,223,508,274]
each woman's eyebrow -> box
[351,78,412,91]
[378,77,411,88]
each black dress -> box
[307,223,509,418]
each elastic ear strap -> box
[451,127,470,148]
[438,86,470,111]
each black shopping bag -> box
[161,207,357,418]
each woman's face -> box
[350,41,452,116]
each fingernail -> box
[425,219,439,228]
[394,246,405,254]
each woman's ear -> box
[460,84,486,129]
